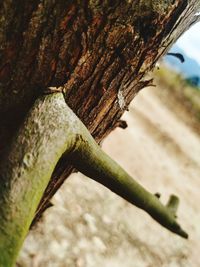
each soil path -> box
[18,87,200,267]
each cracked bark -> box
[0,0,199,224]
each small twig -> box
[115,120,128,129]
[166,194,179,217]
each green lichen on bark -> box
[0,93,80,267]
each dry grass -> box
[154,65,200,133]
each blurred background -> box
[17,22,200,267]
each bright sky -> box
[176,21,200,64]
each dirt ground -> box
[17,86,200,267]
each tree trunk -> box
[0,0,199,223]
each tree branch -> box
[0,92,187,266]
[71,131,188,239]
[0,93,80,266]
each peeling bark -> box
[0,1,199,223]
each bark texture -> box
[0,0,199,222]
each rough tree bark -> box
[0,0,199,258]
